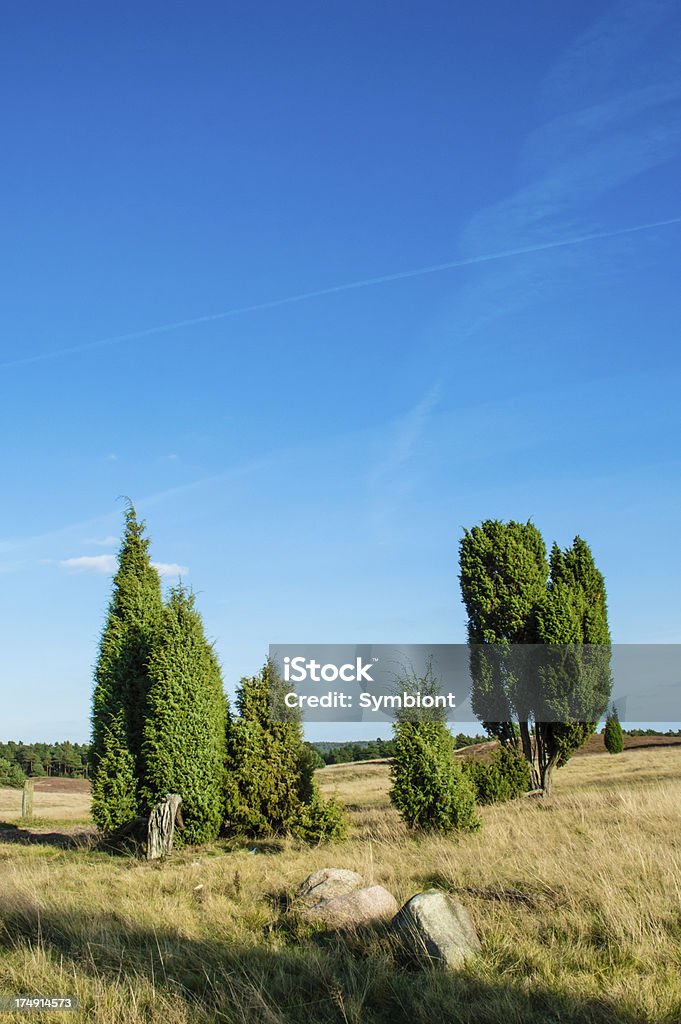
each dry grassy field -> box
[0,781,91,826]
[1,748,680,1023]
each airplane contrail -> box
[2,215,680,370]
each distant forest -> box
[310,733,488,765]
[1,729,680,786]
[0,741,90,785]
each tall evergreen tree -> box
[459,521,611,794]
[141,586,227,845]
[90,710,138,832]
[224,659,346,843]
[531,537,612,793]
[91,504,163,832]
[459,520,548,748]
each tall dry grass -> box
[1,749,680,1023]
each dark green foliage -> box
[390,720,480,832]
[91,505,163,832]
[461,746,531,804]
[459,520,549,645]
[460,520,548,746]
[294,789,348,844]
[303,743,326,770]
[0,742,90,778]
[459,521,612,794]
[313,733,487,765]
[0,756,27,788]
[623,727,681,737]
[389,659,481,833]
[90,711,138,832]
[223,660,346,843]
[604,706,624,754]
[532,538,612,791]
[141,586,226,845]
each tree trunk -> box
[534,723,558,797]
[541,761,556,797]
[518,720,540,789]
[146,794,183,860]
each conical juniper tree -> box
[389,660,480,833]
[91,505,163,831]
[141,585,227,845]
[531,537,612,794]
[459,520,548,753]
[223,659,346,842]
[90,709,138,832]
[603,705,624,753]
[459,521,611,795]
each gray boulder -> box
[303,884,399,929]
[296,868,364,907]
[392,890,481,968]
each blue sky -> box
[1,0,680,742]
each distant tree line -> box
[0,741,90,786]
[622,727,681,737]
[310,732,487,765]
[3,726,675,794]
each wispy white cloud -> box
[59,554,116,574]
[370,383,442,483]
[541,0,675,109]
[84,535,118,548]
[152,562,189,578]
[421,0,681,367]
[368,383,442,539]
[58,554,188,578]
[2,5,680,387]
[0,560,23,574]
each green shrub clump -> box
[462,745,531,804]
[390,720,480,833]
[223,660,346,844]
[0,757,26,788]
[603,706,624,754]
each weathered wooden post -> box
[146,793,183,860]
[21,779,34,820]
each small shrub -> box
[0,757,26,788]
[293,792,348,844]
[603,707,624,754]
[462,746,531,804]
[390,720,481,833]
[223,661,347,843]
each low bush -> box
[604,707,624,754]
[0,757,26,788]
[390,720,481,833]
[462,746,531,804]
